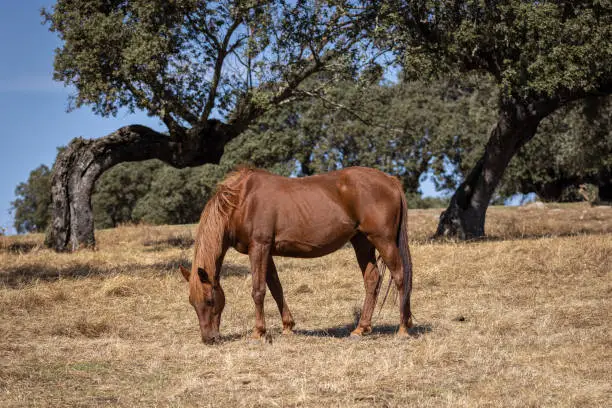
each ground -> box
[1,204,610,407]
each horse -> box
[178,166,413,343]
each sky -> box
[0,1,448,236]
[0,1,163,234]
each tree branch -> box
[295,89,405,134]
[201,17,244,121]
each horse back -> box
[229,167,402,257]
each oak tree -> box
[44,0,363,250]
[369,0,612,238]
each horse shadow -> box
[213,324,432,345]
[295,323,432,339]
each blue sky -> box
[0,1,163,234]
[0,1,448,235]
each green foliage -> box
[132,164,225,225]
[43,0,363,123]
[43,0,197,117]
[223,73,498,194]
[220,114,299,177]
[12,160,226,233]
[92,160,164,229]
[93,161,227,227]
[499,95,612,201]
[406,192,449,209]
[375,1,611,103]
[11,165,52,233]
[12,75,609,235]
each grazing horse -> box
[178,167,413,343]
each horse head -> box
[179,264,225,344]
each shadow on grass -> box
[295,323,432,339]
[0,241,41,254]
[142,234,195,251]
[0,258,249,288]
[423,229,612,246]
[211,324,432,345]
[157,261,250,278]
[221,264,250,277]
[0,263,116,288]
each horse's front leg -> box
[248,241,271,339]
[266,257,295,334]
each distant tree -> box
[365,0,612,238]
[223,72,497,197]
[133,164,226,225]
[92,160,164,228]
[11,165,52,233]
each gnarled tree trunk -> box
[435,98,560,239]
[45,121,234,251]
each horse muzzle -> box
[201,332,220,344]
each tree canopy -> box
[363,0,612,238]
[41,0,611,248]
[43,0,373,250]
[43,0,363,129]
[373,1,611,100]
[17,74,611,234]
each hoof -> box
[396,325,411,338]
[250,329,266,340]
[248,335,266,344]
[350,326,370,339]
[349,333,363,341]
[282,328,295,336]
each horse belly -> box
[272,219,356,258]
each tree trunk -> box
[435,99,559,239]
[45,122,233,251]
[597,178,612,203]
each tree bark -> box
[435,98,559,239]
[598,180,612,203]
[45,121,234,251]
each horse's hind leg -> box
[369,237,412,336]
[350,233,381,337]
[266,257,295,334]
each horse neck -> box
[193,170,246,279]
[194,212,229,281]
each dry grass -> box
[0,204,610,407]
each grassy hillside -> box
[1,204,610,407]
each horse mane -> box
[194,167,258,276]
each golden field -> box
[1,204,610,407]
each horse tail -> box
[398,189,413,323]
[377,186,413,322]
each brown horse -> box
[178,167,413,343]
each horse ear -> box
[179,264,190,281]
[197,267,211,284]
